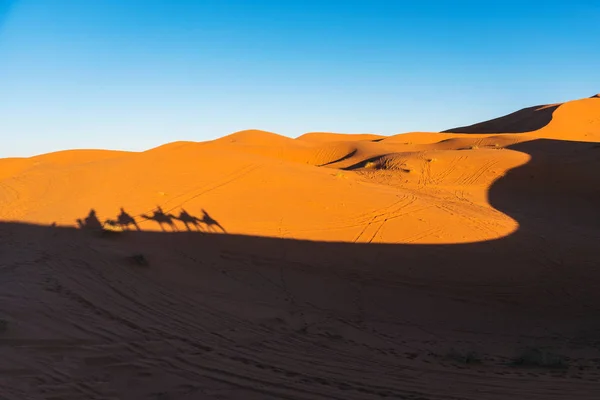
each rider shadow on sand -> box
[76,209,103,230]
[117,208,140,231]
[104,208,141,231]
[173,209,202,232]
[199,209,226,233]
[140,206,179,232]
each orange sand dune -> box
[534,97,600,141]
[443,95,600,141]
[297,131,385,142]
[443,103,560,134]
[1,95,600,399]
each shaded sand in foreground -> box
[0,96,599,399]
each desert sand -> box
[1,95,599,399]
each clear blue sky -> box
[0,0,598,157]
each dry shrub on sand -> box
[511,348,568,369]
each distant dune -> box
[442,103,561,134]
[443,94,600,136]
[1,95,599,399]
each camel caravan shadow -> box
[77,206,226,233]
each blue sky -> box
[0,0,598,157]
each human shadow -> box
[140,206,179,232]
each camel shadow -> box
[140,206,179,232]
[173,209,203,232]
[117,208,140,231]
[199,209,226,233]
[103,208,141,231]
[76,209,103,231]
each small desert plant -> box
[378,158,411,172]
[511,348,568,369]
[364,161,378,169]
[130,253,149,267]
[102,219,124,233]
[99,226,122,238]
[446,349,482,365]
